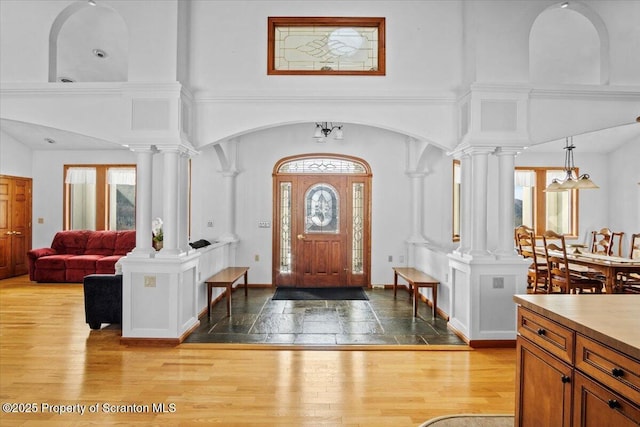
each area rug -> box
[272,287,369,301]
[419,414,514,427]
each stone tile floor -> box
[184,287,467,346]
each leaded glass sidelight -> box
[352,183,364,274]
[280,182,292,273]
[279,158,366,174]
[305,184,339,233]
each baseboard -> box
[120,321,200,347]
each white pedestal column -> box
[468,148,493,257]
[130,148,155,257]
[457,153,471,256]
[495,148,519,258]
[219,170,239,242]
[157,148,182,256]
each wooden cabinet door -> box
[573,372,640,427]
[0,176,32,279]
[516,337,573,427]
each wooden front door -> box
[273,154,371,288]
[0,175,32,279]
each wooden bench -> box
[392,267,439,318]
[205,267,249,318]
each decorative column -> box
[494,147,520,257]
[468,147,493,257]
[219,170,239,242]
[178,152,190,253]
[157,148,181,256]
[130,147,155,257]
[458,152,471,255]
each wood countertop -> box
[513,294,640,360]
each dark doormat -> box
[272,287,369,301]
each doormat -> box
[272,287,369,301]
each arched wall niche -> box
[529,2,609,85]
[49,1,129,83]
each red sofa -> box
[28,230,136,283]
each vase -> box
[153,240,163,251]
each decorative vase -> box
[153,240,163,251]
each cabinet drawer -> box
[576,334,640,404]
[518,307,574,364]
[574,372,640,427]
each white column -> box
[407,171,427,244]
[178,153,190,253]
[158,148,181,256]
[495,148,519,257]
[130,148,154,257]
[219,170,239,242]
[458,153,471,255]
[468,148,493,257]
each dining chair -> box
[515,226,548,293]
[618,233,640,294]
[543,230,603,294]
[590,228,613,255]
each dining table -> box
[537,249,640,293]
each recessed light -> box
[560,2,569,8]
[58,77,75,83]
[44,138,56,144]
[92,49,107,58]
[88,0,97,6]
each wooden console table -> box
[392,267,439,318]
[205,267,249,318]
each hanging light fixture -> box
[313,122,344,143]
[545,136,598,192]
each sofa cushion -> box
[35,254,75,269]
[114,230,136,255]
[51,230,93,255]
[66,255,103,270]
[34,268,66,283]
[85,231,118,256]
[96,256,122,274]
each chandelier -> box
[545,136,598,192]
[313,122,343,143]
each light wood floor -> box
[0,275,516,426]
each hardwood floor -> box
[0,275,516,426]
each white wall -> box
[190,123,418,286]
[607,140,640,253]
[31,149,136,248]
[0,131,32,177]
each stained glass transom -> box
[305,184,339,234]
[274,26,379,72]
[279,158,366,174]
[279,182,292,273]
[352,183,364,274]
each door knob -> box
[297,234,306,240]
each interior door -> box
[295,176,347,287]
[0,176,32,279]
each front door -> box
[273,154,371,288]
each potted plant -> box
[152,217,163,251]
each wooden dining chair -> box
[590,228,613,255]
[543,230,603,294]
[618,233,640,294]
[515,226,548,293]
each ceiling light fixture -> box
[560,2,569,8]
[92,49,107,58]
[313,122,344,143]
[545,136,598,192]
[88,0,97,6]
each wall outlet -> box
[206,220,214,227]
[144,275,156,288]
[258,221,271,228]
[37,217,44,224]
[493,277,504,289]
[388,255,393,262]
[254,254,260,262]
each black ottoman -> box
[83,274,123,330]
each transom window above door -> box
[277,157,367,174]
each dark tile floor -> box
[184,287,467,346]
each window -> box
[515,167,578,237]
[64,165,136,231]
[267,17,385,75]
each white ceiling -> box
[526,122,640,153]
[0,119,124,151]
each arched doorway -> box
[272,154,372,288]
